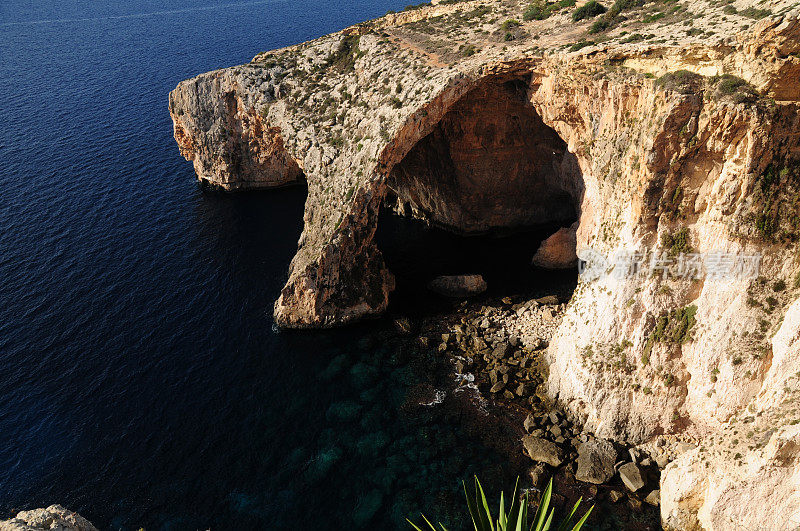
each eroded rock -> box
[619,462,646,493]
[531,223,578,269]
[575,438,618,484]
[645,489,660,507]
[0,505,97,531]
[522,435,563,467]
[427,275,487,298]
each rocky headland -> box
[170,0,800,528]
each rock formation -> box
[0,505,97,531]
[427,274,487,297]
[532,222,578,269]
[171,0,800,527]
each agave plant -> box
[407,477,593,531]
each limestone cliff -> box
[171,0,800,527]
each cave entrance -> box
[375,76,584,316]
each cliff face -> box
[171,0,800,527]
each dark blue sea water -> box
[0,1,531,529]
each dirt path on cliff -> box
[384,31,449,69]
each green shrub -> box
[462,44,477,56]
[590,17,614,33]
[408,477,593,531]
[710,74,759,104]
[661,228,692,256]
[524,1,555,20]
[740,7,771,19]
[569,39,594,51]
[649,305,698,345]
[621,32,648,43]
[325,35,362,72]
[609,0,644,16]
[773,279,787,292]
[655,70,703,94]
[572,0,606,21]
[642,12,664,23]
[588,0,644,32]
[753,164,786,240]
[522,0,574,20]
[501,18,521,30]
[403,2,432,11]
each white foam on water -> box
[420,389,446,407]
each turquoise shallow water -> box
[0,1,529,528]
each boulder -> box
[629,448,641,463]
[618,462,646,492]
[427,274,487,297]
[492,342,514,359]
[575,438,618,484]
[1,505,97,531]
[522,435,563,467]
[531,224,578,269]
[490,381,505,393]
[645,489,660,506]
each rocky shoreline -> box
[399,289,670,527]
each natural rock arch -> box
[383,76,584,236]
[371,74,585,305]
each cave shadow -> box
[374,75,585,318]
[375,212,579,317]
